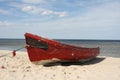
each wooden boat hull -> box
[25,33,100,64]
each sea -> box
[0,39,120,58]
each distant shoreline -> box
[0,39,120,58]
[0,38,120,42]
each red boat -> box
[25,33,100,65]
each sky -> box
[0,0,120,40]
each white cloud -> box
[22,6,42,14]
[24,1,120,39]
[0,21,13,27]
[57,1,120,27]
[22,5,68,17]
[22,6,33,12]
[1,0,120,39]
[9,0,68,18]
[42,10,53,15]
[6,1,120,28]
[42,10,68,17]
[18,1,120,29]
[0,9,9,15]
[55,12,68,18]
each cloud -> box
[0,21,13,27]
[41,10,68,17]
[4,1,120,28]
[23,1,120,39]
[0,9,10,15]
[22,6,35,12]
[57,1,120,27]
[17,1,120,28]
[41,10,53,15]
[22,5,68,17]
[8,0,68,18]
[54,12,68,18]
[1,0,120,39]
[22,6,45,15]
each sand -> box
[0,50,120,80]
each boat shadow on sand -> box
[43,57,106,67]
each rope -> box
[0,46,25,58]
[14,46,25,51]
[0,52,12,57]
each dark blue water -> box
[0,39,120,58]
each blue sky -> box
[0,0,120,39]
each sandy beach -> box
[0,50,120,80]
